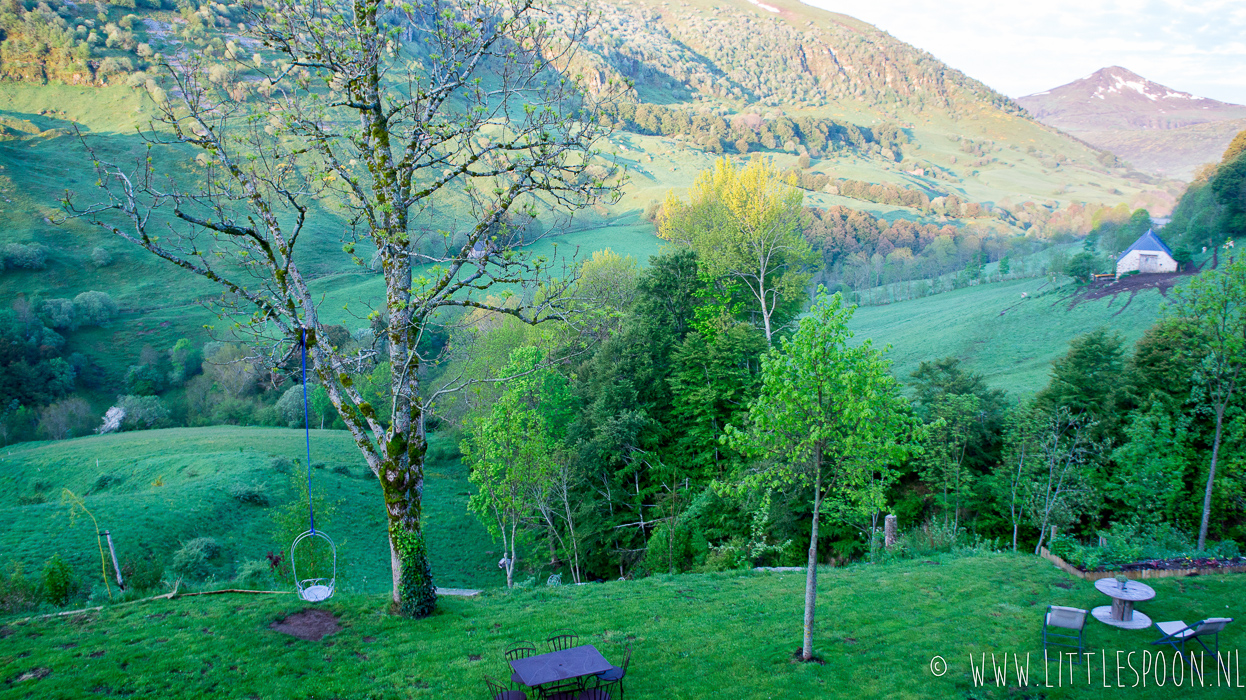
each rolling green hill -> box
[0,427,498,593]
[0,0,1190,436]
[850,275,1176,395]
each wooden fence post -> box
[103,530,125,591]
[884,514,897,549]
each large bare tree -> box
[66,0,621,616]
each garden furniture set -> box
[486,631,630,700]
[1042,577,1234,661]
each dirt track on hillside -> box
[1061,268,1200,314]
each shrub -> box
[229,481,270,506]
[171,537,220,579]
[97,56,134,78]
[73,291,117,326]
[3,243,48,270]
[274,384,308,427]
[233,559,273,588]
[88,472,123,493]
[36,397,94,440]
[41,554,75,606]
[330,464,351,477]
[116,394,170,430]
[90,246,113,267]
[40,298,78,330]
[119,554,164,592]
[269,455,295,473]
[0,562,41,613]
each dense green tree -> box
[1211,150,1246,235]
[668,323,766,481]
[1036,328,1127,443]
[1167,257,1246,548]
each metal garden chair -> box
[594,645,631,699]
[547,630,580,652]
[505,642,538,688]
[484,675,528,700]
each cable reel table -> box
[1091,578,1155,630]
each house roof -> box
[1117,229,1174,263]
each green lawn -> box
[0,427,498,594]
[2,554,1242,698]
[850,276,1170,395]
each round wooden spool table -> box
[1091,578,1155,630]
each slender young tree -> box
[66,0,621,616]
[994,404,1041,552]
[1167,256,1246,549]
[1027,407,1102,555]
[919,393,980,531]
[726,289,913,661]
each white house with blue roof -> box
[1116,229,1177,278]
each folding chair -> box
[1043,605,1087,661]
[1152,618,1234,658]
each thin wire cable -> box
[301,329,315,535]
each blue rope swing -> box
[290,327,336,603]
[301,328,315,535]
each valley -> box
[2,0,1245,696]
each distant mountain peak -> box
[1016,67,1246,180]
[1017,67,1243,126]
[1080,66,1204,103]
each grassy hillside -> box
[2,554,1243,698]
[851,276,1173,395]
[0,427,498,593]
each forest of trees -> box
[446,250,1246,587]
[604,102,906,160]
[441,155,1246,589]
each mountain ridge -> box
[1017,67,1246,179]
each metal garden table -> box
[509,644,612,691]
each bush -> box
[1065,252,1101,283]
[269,455,295,473]
[40,298,77,330]
[88,472,123,493]
[233,559,273,588]
[171,537,220,580]
[116,394,170,430]
[0,561,41,613]
[90,247,113,267]
[229,481,270,506]
[41,554,75,606]
[330,464,351,477]
[274,384,307,427]
[36,397,94,440]
[73,291,118,326]
[3,243,48,270]
[119,554,164,592]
